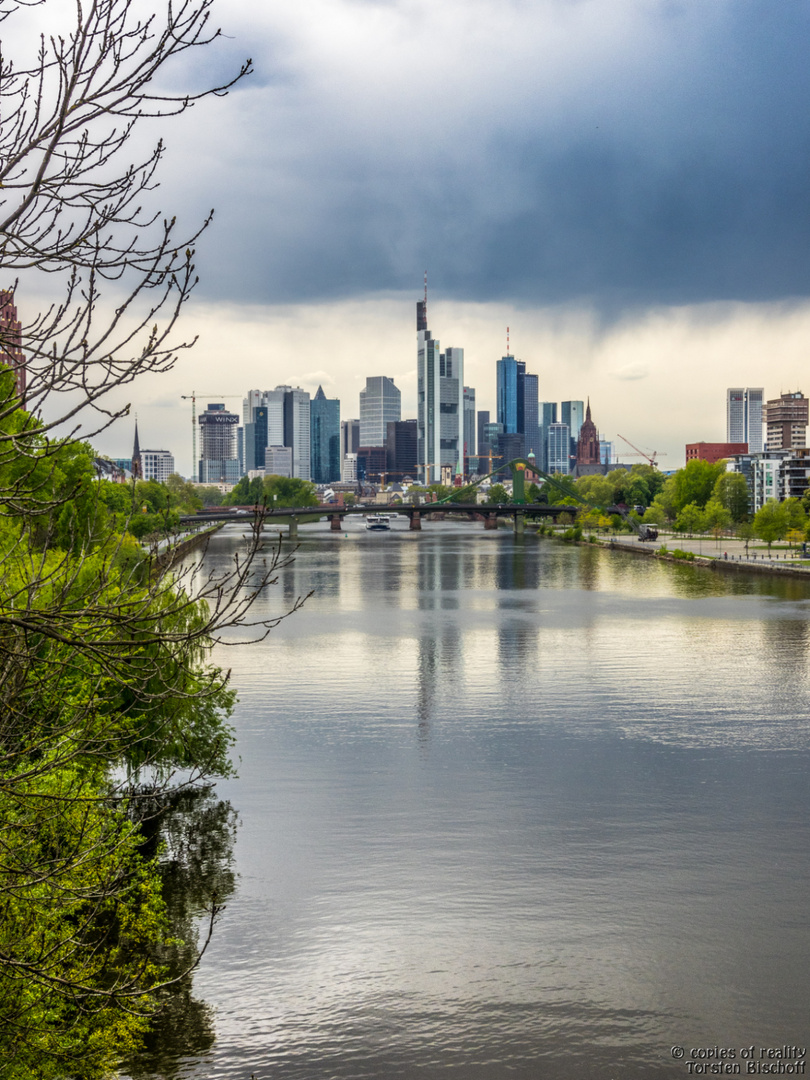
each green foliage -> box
[488,483,509,503]
[753,499,790,551]
[670,459,726,513]
[713,472,749,522]
[670,548,696,561]
[675,502,706,535]
[703,498,732,533]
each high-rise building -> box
[310,385,341,483]
[416,297,464,484]
[463,386,476,465]
[537,402,558,473]
[341,419,360,459]
[244,405,268,472]
[523,373,539,459]
[359,376,401,447]
[141,449,175,483]
[547,422,571,474]
[496,355,519,434]
[477,410,490,455]
[283,387,311,480]
[265,446,293,477]
[0,290,26,400]
[386,419,417,478]
[765,391,808,451]
[198,403,240,484]
[727,388,764,453]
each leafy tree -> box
[703,498,732,534]
[753,500,790,552]
[675,502,706,536]
[488,483,509,503]
[0,2,308,1074]
[670,460,726,513]
[712,472,749,522]
[263,475,319,508]
[165,474,203,514]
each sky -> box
[20,0,810,472]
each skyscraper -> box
[310,385,341,483]
[359,376,401,447]
[727,388,764,453]
[547,422,571,475]
[283,387,311,480]
[496,355,519,434]
[198,403,240,483]
[463,386,476,463]
[764,391,807,451]
[416,296,464,484]
[523,373,539,458]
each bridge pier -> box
[330,514,342,531]
[409,511,421,531]
[484,513,498,530]
[288,516,298,539]
[514,512,525,536]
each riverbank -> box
[540,525,810,580]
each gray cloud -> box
[156,0,810,313]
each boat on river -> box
[365,514,391,531]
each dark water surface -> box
[140,521,810,1079]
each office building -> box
[198,403,240,484]
[341,418,360,458]
[386,419,417,478]
[547,422,571,474]
[537,402,558,473]
[310,385,340,483]
[600,440,613,466]
[463,386,476,468]
[359,376,401,447]
[416,297,464,484]
[342,453,358,483]
[244,405,268,472]
[496,355,519,434]
[0,290,26,399]
[477,411,490,455]
[686,442,748,464]
[523,373,539,459]
[356,445,387,482]
[265,445,293,478]
[765,391,808,451]
[727,387,763,453]
[283,387,311,480]
[141,448,175,483]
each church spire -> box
[132,419,142,479]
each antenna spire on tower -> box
[507,325,510,356]
[424,271,428,320]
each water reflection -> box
[158,525,810,1079]
[124,788,237,1079]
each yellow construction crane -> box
[181,392,242,477]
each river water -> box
[138,520,810,1079]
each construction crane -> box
[616,433,668,469]
[181,392,242,477]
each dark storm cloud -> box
[177,0,810,311]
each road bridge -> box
[179,503,575,538]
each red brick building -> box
[685,442,747,464]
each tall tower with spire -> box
[132,420,142,479]
[575,400,602,470]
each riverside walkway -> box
[589,529,810,577]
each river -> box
[131,519,810,1079]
